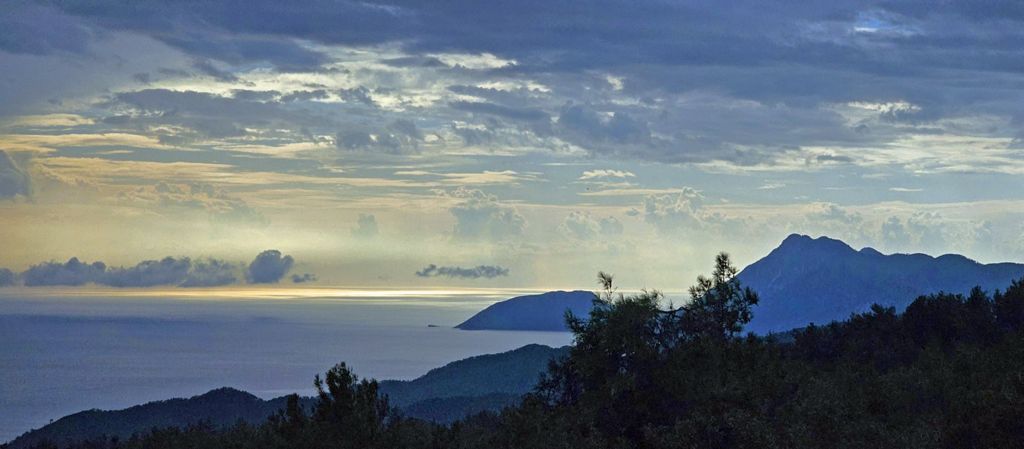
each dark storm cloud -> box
[35,1,1024,100]
[18,255,242,288]
[280,89,329,103]
[0,4,92,55]
[335,120,423,154]
[338,87,377,107]
[22,258,107,286]
[0,151,31,199]
[246,250,294,284]
[102,257,192,287]
[557,105,651,146]
[415,264,510,279]
[231,90,280,102]
[45,0,1024,78]
[450,101,549,123]
[180,259,239,287]
[107,89,331,142]
[160,33,330,72]
[103,257,240,287]
[381,56,446,68]
[19,0,1024,164]
[191,59,239,82]
[0,269,15,287]
[29,1,1007,76]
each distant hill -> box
[6,344,567,447]
[5,388,310,449]
[458,235,1024,335]
[455,290,595,331]
[380,344,568,408]
[741,234,1024,334]
[398,393,522,424]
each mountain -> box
[380,344,568,408]
[455,290,595,331]
[741,234,1024,334]
[6,344,567,447]
[5,388,311,449]
[452,236,1024,336]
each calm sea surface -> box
[0,288,574,442]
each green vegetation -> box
[14,254,1024,449]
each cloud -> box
[338,86,377,107]
[0,4,92,55]
[16,0,1024,170]
[352,214,379,239]
[641,188,708,234]
[808,202,863,225]
[22,258,107,286]
[0,151,31,199]
[122,182,267,226]
[449,101,549,123]
[335,120,423,154]
[0,269,15,287]
[560,211,624,240]
[881,216,912,249]
[599,216,624,236]
[161,33,330,72]
[291,273,318,283]
[444,187,526,241]
[20,256,241,288]
[108,88,328,142]
[579,169,635,180]
[415,264,509,279]
[180,259,239,287]
[280,89,329,103]
[557,104,652,147]
[246,249,294,284]
[102,257,192,287]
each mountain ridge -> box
[741,233,1024,333]
[6,344,568,448]
[454,290,595,331]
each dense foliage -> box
[16,254,1024,449]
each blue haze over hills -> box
[455,291,595,331]
[455,234,1024,334]
[7,345,567,449]
[743,234,1024,333]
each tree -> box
[312,362,390,449]
[995,278,1024,332]
[681,252,760,340]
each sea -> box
[0,287,575,442]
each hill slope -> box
[450,236,1024,335]
[741,234,1024,333]
[455,290,595,331]
[380,343,568,407]
[6,344,568,447]
[5,388,307,449]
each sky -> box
[1,0,1024,289]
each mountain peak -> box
[780,233,812,244]
[740,234,1024,334]
[194,387,259,402]
[859,246,884,256]
[774,234,855,256]
[455,290,595,331]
